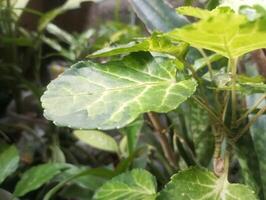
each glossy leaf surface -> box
[158,167,258,200]
[41,53,197,130]
[93,169,157,200]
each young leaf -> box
[130,0,189,32]
[74,130,119,153]
[168,7,266,58]
[121,119,144,155]
[89,34,188,58]
[41,52,197,130]
[93,169,157,200]
[157,167,258,200]
[14,163,70,197]
[0,145,19,184]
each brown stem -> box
[147,112,177,169]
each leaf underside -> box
[41,52,197,130]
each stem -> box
[233,105,266,142]
[147,112,177,169]
[198,48,214,80]
[236,94,266,125]
[114,0,121,22]
[223,146,231,179]
[229,58,238,127]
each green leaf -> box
[0,145,19,184]
[168,7,266,58]
[93,169,157,200]
[130,0,189,32]
[176,6,213,19]
[41,52,197,130]
[193,53,223,71]
[158,167,258,200]
[206,0,219,10]
[217,83,266,94]
[46,23,74,44]
[38,0,103,31]
[89,34,188,58]
[14,163,70,197]
[74,130,119,153]
[121,119,143,155]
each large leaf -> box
[14,163,70,197]
[0,145,19,184]
[130,0,189,32]
[167,6,266,58]
[158,167,258,200]
[41,52,197,130]
[89,34,188,58]
[93,169,157,200]
[74,130,119,153]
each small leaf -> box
[0,145,19,184]
[41,52,197,130]
[168,6,266,58]
[74,130,119,153]
[46,23,74,44]
[176,6,213,19]
[130,0,189,32]
[158,167,258,200]
[14,163,70,197]
[89,34,188,58]
[93,169,157,200]
[121,119,144,155]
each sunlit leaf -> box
[158,167,258,200]
[168,7,266,58]
[41,52,197,130]
[74,130,119,153]
[0,145,19,184]
[93,169,157,200]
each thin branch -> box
[236,94,266,125]
[229,58,238,126]
[233,105,266,142]
[198,48,214,80]
[193,96,234,140]
[147,112,177,169]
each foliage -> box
[1,0,266,200]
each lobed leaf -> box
[41,52,197,130]
[168,6,266,58]
[157,167,258,200]
[93,169,157,200]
